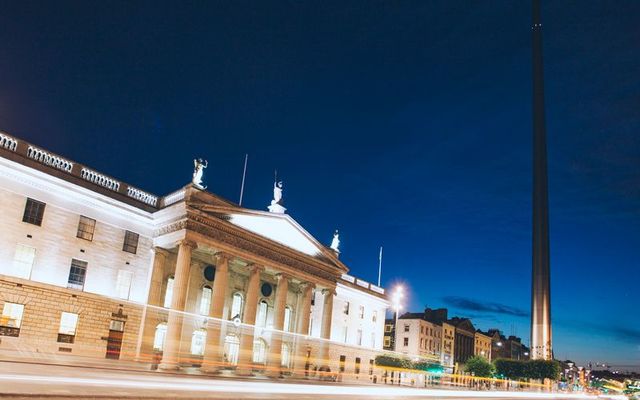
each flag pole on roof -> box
[377,246,383,287]
[239,154,248,206]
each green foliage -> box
[464,356,495,377]
[494,359,560,381]
[374,355,413,369]
[414,362,444,374]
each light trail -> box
[0,372,625,399]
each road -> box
[0,362,621,399]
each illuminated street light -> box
[391,285,405,349]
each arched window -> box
[281,343,291,368]
[256,300,268,328]
[163,276,174,308]
[230,292,243,319]
[199,285,212,315]
[153,323,167,351]
[191,329,206,356]
[283,306,292,332]
[252,338,267,364]
[224,334,240,365]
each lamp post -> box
[391,285,404,350]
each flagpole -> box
[377,246,383,287]
[239,154,248,206]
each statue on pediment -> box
[330,230,340,252]
[273,181,283,205]
[193,158,208,189]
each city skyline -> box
[1,1,638,371]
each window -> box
[58,312,78,343]
[199,285,212,315]
[281,343,291,368]
[339,355,346,372]
[421,338,424,348]
[115,269,133,299]
[359,305,365,319]
[153,323,167,351]
[191,329,206,356]
[343,301,350,315]
[421,326,424,334]
[384,337,391,348]
[224,334,240,365]
[12,244,36,279]
[76,216,96,241]
[357,329,363,346]
[283,306,292,332]
[369,359,374,375]
[372,310,377,323]
[0,303,24,337]
[404,324,410,332]
[67,259,87,290]
[256,300,268,328]
[22,198,45,226]
[403,337,409,347]
[355,357,361,374]
[123,231,139,254]
[384,324,392,333]
[163,276,174,308]
[253,338,267,364]
[230,293,243,319]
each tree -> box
[525,360,560,381]
[465,355,494,377]
[374,354,413,369]
[494,359,526,379]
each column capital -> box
[321,287,336,297]
[178,239,198,250]
[275,272,292,282]
[214,251,234,262]
[153,247,170,257]
[246,263,264,274]
[299,281,316,293]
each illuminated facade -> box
[0,131,388,378]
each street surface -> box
[0,361,623,400]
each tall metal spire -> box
[530,0,553,360]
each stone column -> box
[267,273,290,377]
[237,264,263,375]
[201,252,231,372]
[293,282,314,377]
[136,247,169,361]
[320,288,335,367]
[159,240,196,370]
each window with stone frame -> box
[404,324,410,332]
[358,305,365,319]
[76,216,96,241]
[403,337,409,346]
[22,198,45,226]
[67,259,87,290]
[199,285,212,315]
[12,244,36,279]
[0,302,24,337]
[122,231,139,254]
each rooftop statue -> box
[192,158,208,189]
[273,180,283,205]
[330,230,340,252]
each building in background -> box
[447,317,476,365]
[485,329,530,361]
[395,312,441,361]
[474,330,492,361]
[383,318,395,351]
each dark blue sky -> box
[1,1,638,369]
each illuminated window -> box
[355,357,361,374]
[359,305,365,319]
[199,285,212,315]
[153,323,167,351]
[230,292,243,319]
[256,300,268,328]
[252,338,267,364]
[22,198,45,226]
[384,324,392,333]
[357,329,363,346]
[283,306,292,332]
[384,337,391,348]
[163,276,174,308]
[224,334,240,365]
[12,244,36,279]
[0,303,24,337]
[67,259,87,290]
[123,231,139,254]
[115,269,133,299]
[281,343,291,367]
[58,312,78,343]
[76,216,96,241]
[191,329,206,356]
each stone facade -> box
[474,330,492,361]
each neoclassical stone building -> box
[0,131,388,378]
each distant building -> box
[474,330,492,361]
[395,312,441,361]
[448,317,476,364]
[485,329,530,361]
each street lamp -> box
[391,285,404,349]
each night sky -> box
[1,1,638,370]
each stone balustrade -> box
[27,145,74,173]
[127,186,158,207]
[0,132,18,152]
[341,274,385,295]
[80,167,121,192]
[160,189,185,207]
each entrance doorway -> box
[105,320,125,359]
